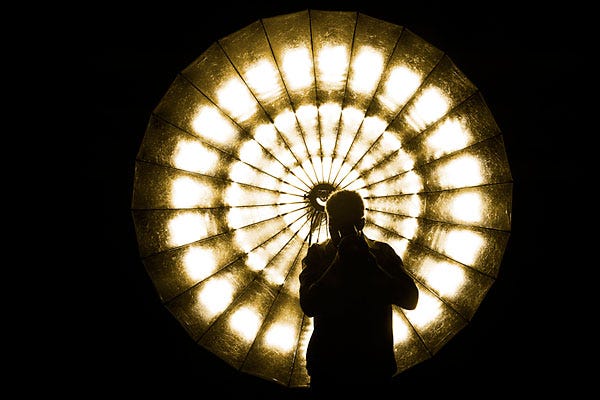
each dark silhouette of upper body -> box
[299,190,418,396]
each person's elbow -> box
[403,289,418,310]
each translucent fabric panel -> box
[140,233,246,302]
[199,278,277,369]
[422,183,513,230]
[412,219,510,278]
[132,162,224,209]
[360,147,416,187]
[136,116,233,179]
[418,135,512,191]
[132,208,228,257]
[368,29,444,122]
[253,231,305,287]
[391,307,431,374]
[405,93,502,165]
[241,257,305,384]
[402,282,468,355]
[152,75,244,154]
[402,242,495,320]
[365,194,424,218]
[390,56,478,143]
[166,259,256,340]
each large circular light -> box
[131,9,512,388]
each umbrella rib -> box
[260,18,322,184]
[178,74,314,192]
[215,40,317,189]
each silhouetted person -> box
[299,189,419,397]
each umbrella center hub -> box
[306,183,336,212]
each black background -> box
[85,1,585,397]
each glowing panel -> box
[379,66,421,111]
[173,140,219,174]
[216,79,258,121]
[449,192,483,223]
[420,258,466,297]
[349,46,384,94]
[198,277,234,317]
[168,213,209,246]
[392,310,411,344]
[283,48,313,90]
[192,106,238,143]
[230,306,262,342]
[170,177,213,208]
[426,118,470,159]
[436,155,483,188]
[244,59,282,101]
[441,229,485,266]
[318,45,348,90]
[405,87,449,132]
[265,323,297,352]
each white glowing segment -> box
[265,269,286,286]
[437,155,483,188]
[338,168,361,189]
[253,123,278,148]
[404,290,443,329]
[227,206,279,229]
[288,165,313,189]
[426,118,470,159]
[183,246,216,281]
[192,106,238,142]
[399,171,423,194]
[173,140,218,174]
[170,177,213,208]
[301,159,319,184]
[395,148,416,172]
[450,192,483,223]
[246,249,268,272]
[405,87,450,132]
[397,217,418,239]
[421,258,466,297]
[282,208,308,228]
[296,105,320,155]
[356,115,387,147]
[317,45,348,89]
[379,66,421,111]
[381,131,402,151]
[321,156,333,181]
[289,217,310,239]
[244,59,282,101]
[333,162,353,186]
[229,161,279,189]
[198,278,234,317]
[223,183,275,207]
[277,192,303,205]
[345,177,366,192]
[339,107,364,146]
[168,213,209,246]
[274,109,298,137]
[387,237,409,259]
[392,310,411,344]
[319,103,342,142]
[265,323,297,352]
[216,79,258,121]
[282,47,313,90]
[238,139,266,165]
[311,156,324,182]
[442,229,484,265]
[229,307,261,342]
[350,46,384,94]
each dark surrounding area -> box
[83,1,585,397]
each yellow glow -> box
[381,131,401,151]
[229,306,261,342]
[282,47,313,90]
[227,206,278,230]
[238,139,265,165]
[229,161,278,189]
[245,60,282,101]
[400,171,423,194]
[345,177,366,192]
[450,192,483,223]
[387,238,408,259]
[253,123,278,148]
[224,183,276,207]
[404,290,442,329]
[392,310,410,344]
[296,105,319,154]
[173,140,218,174]
[379,66,421,111]
[183,246,216,281]
[420,258,466,297]
[406,87,449,131]
[192,106,237,142]
[361,116,387,142]
[319,103,341,139]
[274,109,297,136]
[216,79,257,121]
[168,213,208,246]
[339,107,364,144]
[265,269,286,286]
[350,46,384,94]
[398,217,418,239]
[442,229,484,265]
[246,250,268,272]
[170,177,212,208]
[317,45,348,89]
[198,278,234,317]
[426,118,470,158]
[437,155,483,188]
[265,322,296,352]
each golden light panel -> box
[132,9,512,388]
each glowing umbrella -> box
[131,9,512,388]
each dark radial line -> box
[260,18,321,185]
[307,10,325,182]
[180,69,314,192]
[214,41,317,189]
[325,11,359,184]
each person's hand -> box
[337,233,370,260]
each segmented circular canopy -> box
[132,10,512,388]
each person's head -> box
[325,190,365,245]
